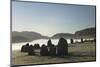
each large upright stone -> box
[28,45,35,55]
[49,44,56,56]
[40,44,48,56]
[34,44,40,49]
[47,39,52,47]
[70,39,74,44]
[47,40,56,56]
[57,38,68,56]
[81,38,84,43]
[21,43,29,52]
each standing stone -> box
[40,44,48,56]
[28,45,35,55]
[34,44,40,49]
[81,38,84,43]
[21,43,29,52]
[70,39,74,44]
[49,44,56,56]
[57,38,68,56]
[47,39,52,47]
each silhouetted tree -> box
[21,43,29,52]
[57,38,68,56]
[28,45,35,55]
[40,44,48,56]
[70,39,73,44]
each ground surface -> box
[12,42,96,66]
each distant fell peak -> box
[12,31,50,43]
[51,27,95,39]
[76,27,95,32]
[75,27,96,38]
[75,27,95,33]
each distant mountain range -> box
[12,27,96,43]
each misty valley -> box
[12,27,96,66]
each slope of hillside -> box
[51,33,74,39]
[12,31,49,43]
[75,27,96,38]
[51,27,95,39]
[12,27,96,43]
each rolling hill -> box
[12,27,95,43]
[12,31,49,43]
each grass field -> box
[12,42,96,66]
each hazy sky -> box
[12,1,96,37]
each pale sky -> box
[12,1,96,37]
